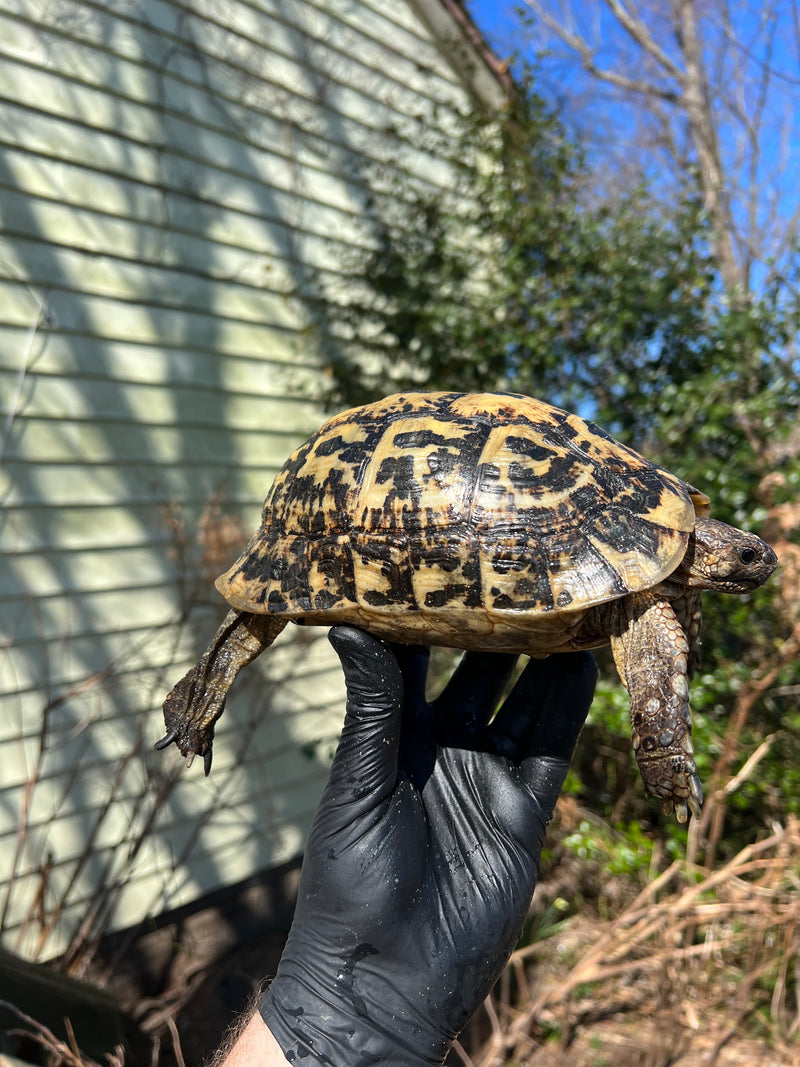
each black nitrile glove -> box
[260,627,596,1066]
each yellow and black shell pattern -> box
[216,393,709,648]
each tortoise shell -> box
[215,392,710,650]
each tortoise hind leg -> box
[609,592,702,822]
[158,610,287,774]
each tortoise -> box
[158,392,777,822]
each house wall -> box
[0,0,502,960]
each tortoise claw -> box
[203,749,213,776]
[660,774,703,824]
[154,729,179,751]
[688,775,703,818]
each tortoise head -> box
[673,517,778,593]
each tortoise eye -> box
[738,547,757,565]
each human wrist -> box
[218,1011,290,1066]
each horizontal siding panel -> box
[3,779,324,898]
[0,99,377,222]
[0,0,457,97]
[4,582,185,638]
[1,646,193,714]
[3,610,337,691]
[0,104,175,196]
[0,369,322,433]
[0,97,451,239]
[0,33,368,158]
[1,416,309,467]
[0,454,275,499]
[1,418,308,467]
[0,726,338,865]
[0,696,343,837]
[4,598,201,659]
[0,646,193,718]
[0,17,461,194]
[0,656,343,771]
[305,0,443,66]
[2,611,339,699]
[0,190,367,283]
[1,501,250,553]
[0,280,321,355]
[0,226,358,313]
[2,462,285,509]
[13,621,333,682]
[195,0,465,97]
[1,691,343,864]
[5,546,175,600]
[0,715,343,817]
[6,785,323,957]
[0,0,468,130]
[0,146,373,256]
[2,488,266,520]
[0,330,326,391]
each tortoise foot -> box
[639,751,703,823]
[157,609,284,777]
[158,665,219,775]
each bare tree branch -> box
[603,0,685,81]
[520,0,800,299]
[522,0,680,101]
[673,0,743,293]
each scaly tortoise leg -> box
[157,610,287,774]
[610,592,702,823]
[672,587,702,678]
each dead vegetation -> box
[0,999,125,1067]
[449,818,800,1067]
[3,815,797,1066]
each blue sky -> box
[464,1,800,295]
[467,1,521,57]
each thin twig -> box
[166,1016,187,1067]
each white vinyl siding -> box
[0,0,502,959]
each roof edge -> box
[407,0,512,110]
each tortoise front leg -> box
[157,609,287,774]
[610,592,702,822]
[672,587,702,678]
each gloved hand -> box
[260,627,596,1066]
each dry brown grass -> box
[0,999,125,1067]
[455,819,800,1066]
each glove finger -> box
[324,626,404,807]
[388,643,431,727]
[490,651,596,764]
[506,652,596,816]
[434,650,519,735]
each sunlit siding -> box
[0,0,503,959]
